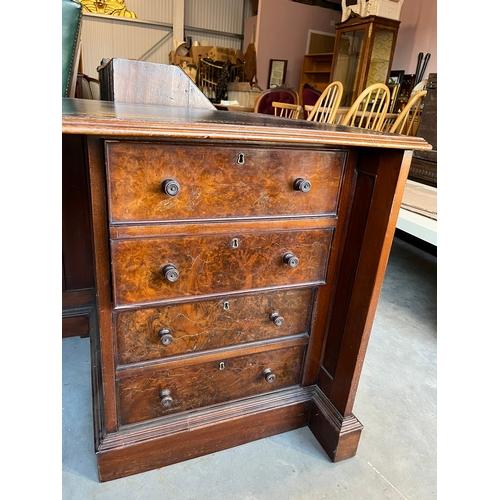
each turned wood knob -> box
[162,178,180,196]
[263,368,276,383]
[293,178,311,193]
[162,264,179,282]
[158,328,173,345]
[269,312,284,327]
[282,252,299,268]
[159,389,173,407]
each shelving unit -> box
[299,52,333,96]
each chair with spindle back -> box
[306,81,343,124]
[272,102,302,119]
[341,83,391,131]
[389,91,427,135]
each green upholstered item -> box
[62,0,82,97]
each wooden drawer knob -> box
[269,312,284,327]
[158,328,173,345]
[162,264,179,282]
[293,178,311,193]
[161,178,180,196]
[263,368,276,383]
[282,252,299,268]
[159,389,173,407]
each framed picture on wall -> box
[268,59,287,88]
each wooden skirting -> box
[409,156,436,188]
[62,288,96,338]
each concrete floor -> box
[62,235,437,499]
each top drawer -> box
[105,142,346,223]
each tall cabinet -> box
[330,15,400,107]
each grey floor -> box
[62,235,437,499]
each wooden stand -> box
[62,98,430,482]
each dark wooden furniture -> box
[62,0,92,338]
[62,133,96,338]
[330,15,400,107]
[63,59,216,339]
[409,73,437,187]
[98,58,215,109]
[62,97,430,482]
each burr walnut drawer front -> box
[115,288,315,365]
[105,141,346,222]
[117,344,306,426]
[110,228,333,307]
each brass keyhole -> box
[231,238,239,248]
[223,301,230,310]
[237,153,245,165]
[219,361,225,370]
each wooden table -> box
[214,103,255,112]
[62,97,430,482]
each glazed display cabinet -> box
[331,15,400,107]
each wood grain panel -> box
[111,229,333,306]
[117,345,306,425]
[105,142,346,222]
[115,288,315,364]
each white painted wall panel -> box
[79,1,249,80]
[126,0,174,23]
[80,16,173,79]
[186,0,244,34]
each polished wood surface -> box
[62,98,430,151]
[110,228,333,306]
[115,288,314,364]
[105,141,346,221]
[117,344,307,425]
[62,97,430,482]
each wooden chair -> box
[389,91,427,136]
[254,85,299,115]
[306,81,343,124]
[75,73,101,100]
[341,83,391,131]
[272,102,302,119]
[388,83,401,113]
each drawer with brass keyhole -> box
[115,288,315,365]
[105,141,346,222]
[117,344,307,426]
[110,228,333,306]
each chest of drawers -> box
[62,98,430,482]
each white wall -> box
[79,0,247,79]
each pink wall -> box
[392,0,437,78]
[253,0,341,90]
[248,0,437,92]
